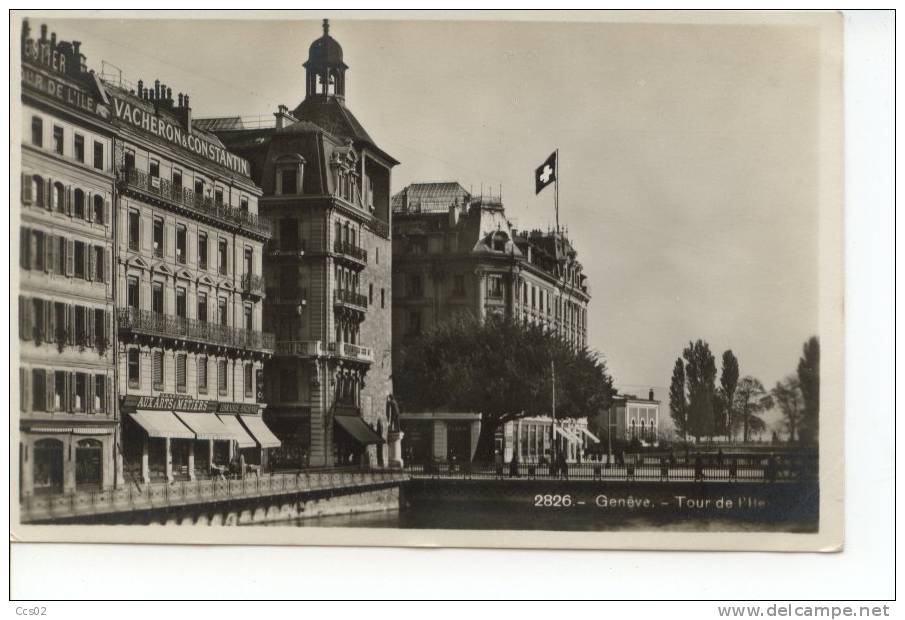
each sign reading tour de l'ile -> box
[111,95,251,176]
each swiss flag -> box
[535,151,557,194]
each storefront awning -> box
[239,415,282,449]
[27,426,113,434]
[578,427,600,443]
[129,411,195,440]
[334,414,384,445]
[174,412,235,441]
[216,415,257,449]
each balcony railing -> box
[274,340,325,357]
[240,273,265,297]
[118,307,274,353]
[328,341,374,363]
[119,168,271,237]
[334,289,368,309]
[333,240,368,263]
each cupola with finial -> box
[303,19,348,102]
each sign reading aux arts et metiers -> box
[111,96,251,177]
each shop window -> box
[127,349,140,388]
[74,134,85,163]
[52,126,64,155]
[31,116,43,147]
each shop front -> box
[20,426,115,496]
[333,406,384,467]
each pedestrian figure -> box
[694,454,704,482]
[509,454,520,478]
[660,456,669,481]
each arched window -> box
[31,175,44,207]
[53,182,66,213]
[93,194,105,223]
[73,188,85,218]
[33,438,64,494]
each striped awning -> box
[129,411,195,439]
[174,412,235,441]
[578,427,600,443]
[216,415,257,449]
[28,426,113,435]
[554,426,581,443]
[239,415,282,449]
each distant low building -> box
[600,390,661,445]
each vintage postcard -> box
[10,10,843,551]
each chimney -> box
[448,204,459,227]
[649,388,655,401]
[181,94,192,133]
[137,79,144,99]
[273,104,295,130]
[40,24,47,42]
[154,79,160,100]
[50,32,56,48]
[72,40,80,56]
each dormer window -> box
[491,231,508,252]
[275,154,305,196]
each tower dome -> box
[304,19,348,100]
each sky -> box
[28,14,824,432]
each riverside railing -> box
[119,168,271,237]
[118,307,275,353]
[20,468,408,523]
[405,453,818,482]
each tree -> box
[683,340,718,441]
[772,375,804,443]
[720,350,739,440]
[797,336,820,445]
[394,313,615,461]
[668,357,687,440]
[733,376,773,442]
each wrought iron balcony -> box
[240,273,266,299]
[118,168,271,238]
[328,341,374,364]
[118,307,274,353]
[333,289,368,309]
[333,240,368,264]
[274,340,325,358]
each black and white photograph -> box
[11,10,846,552]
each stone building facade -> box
[18,22,118,496]
[206,20,397,468]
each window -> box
[243,247,253,277]
[32,230,45,271]
[214,187,224,205]
[240,196,248,212]
[176,354,186,393]
[53,371,65,410]
[376,247,379,264]
[244,364,253,398]
[31,116,43,146]
[152,282,164,314]
[128,349,140,388]
[127,276,140,309]
[176,225,186,264]
[194,178,204,197]
[128,210,140,250]
[218,360,228,396]
[53,182,65,213]
[198,232,208,269]
[31,369,46,411]
[172,169,183,192]
[93,142,104,170]
[381,288,385,309]
[74,373,87,412]
[152,217,164,258]
[409,274,423,298]
[369,283,374,305]
[149,159,160,178]
[74,134,85,162]
[244,304,253,331]
[93,246,104,281]
[74,306,86,344]
[30,175,45,207]
[54,303,65,343]
[197,292,208,322]
[94,309,105,347]
[152,351,164,390]
[124,149,135,171]
[72,189,85,218]
[279,168,297,195]
[74,242,86,279]
[453,274,465,296]
[217,298,228,326]
[175,287,187,318]
[197,356,208,394]
[52,126,64,155]
[94,375,106,412]
[93,194,104,223]
[218,239,228,275]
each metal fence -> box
[20,468,408,523]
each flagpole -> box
[551,358,557,463]
[554,148,560,235]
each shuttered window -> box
[176,354,186,393]
[153,351,164,390]
[128,349,140,388]
[197,356,208,394]
[31,369,46,411]
[218,360,227,395]
[244,364,253,397]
